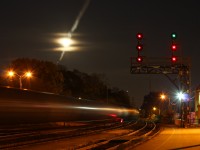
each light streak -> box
[3,101,139,115]
[57,0,91,63]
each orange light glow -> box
[25,71,32,78]
[160,93,166,100]
[7,71,15,77]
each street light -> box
[158,93,167,116]
[177,92,185,100]
[160,93,171,108]
[7,70,32,89]
[153,106,160,115]
[8,71,15,77]
[25,72,32,78]
[177,91,185,127]
[160,93,166,101]
[160,93,175,124]
[153,107,157,111]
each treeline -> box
[140,92,174,118]
[1,58,131,107]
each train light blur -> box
[109,114,117,117]
[0,87,140,125]
[75,106,125,112]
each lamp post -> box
[160,93,171,110]
[160,93,166,101]
[153,106,160,115]
[159,93,167,115]
[7,70,32,89]
[177,92,185,127]
[160,93,175,123]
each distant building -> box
[195,86,200,120]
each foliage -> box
[3,58,132,107]
[140,92,161,117]
[60,67,131,107]
[8,58,64,93]
[108,87,130,107]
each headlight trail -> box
[57,0,91,63]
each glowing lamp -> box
[136,33,143,39]
[171,56,177,62]
[136,44,143,51]
[136,56,143,63]
[171,44,177,51]
[171,33,177,39]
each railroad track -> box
[0,120,130,149]
[77,120,160,150]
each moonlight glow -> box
[59,38,72,48]
[54,37,77,52]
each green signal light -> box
[171,33,177,39]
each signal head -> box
[171,33,177,39]
[171,56,177,62]
[136,33,143,40]
[136,44,143,51]
[136,56,143,63]
[171,44,177,51]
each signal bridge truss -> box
[130,57,191,93]
[131,57,191,127]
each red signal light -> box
[136,44,143,51]
[171,56,177,62]
[171,44,177,51]
[136,56,143,62]
[136,33,143,39]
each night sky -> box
[0,0,200,107]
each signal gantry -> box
[131,32,191,127]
